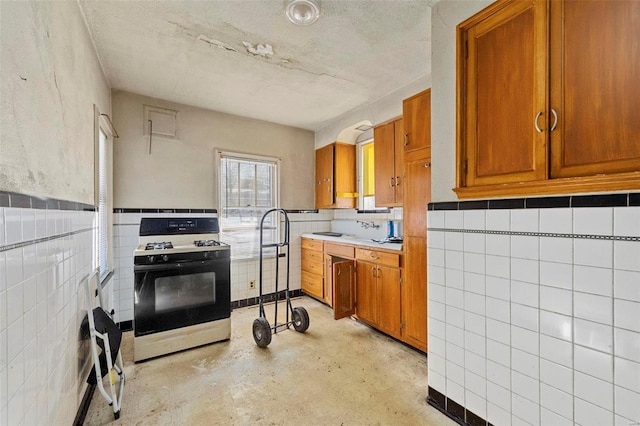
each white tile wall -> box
[1,206,96,425]
[427,204,640,425]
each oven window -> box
[154,272,216,313]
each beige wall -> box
[430,0,493,202]
[0,1,111,204]
[112,91,315,209]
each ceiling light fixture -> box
[285,0,320,26]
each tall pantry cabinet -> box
[401,89,431,352]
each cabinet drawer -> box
[302,257,324,276]
[302,248,323,263]
[302,238,323,252]
[356,248,400,268]
[324,242,354,259]
[301,270,323,299]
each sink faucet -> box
[357,220,379,229]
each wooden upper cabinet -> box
[373,118,404,207]
[550,0,640,178]
[315,144,334,208]
[403,89,431,153]
[457,0,640,198]
[404,153,431,238]
[462,0,548,187]
[315,142,356,209]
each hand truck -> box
[252,208,309,347]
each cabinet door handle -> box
[337,265,341,276]
[389,177,395,187]
[424,162,431,168]
[395,176,400,186]
[377,268,381,279]
[404,134,409,146]
[371,266,376,277]
[550,109,558,131]
[534,111,543,133]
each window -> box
[357,139,386,211]
[95,109,115,280]
[217,151,279,260]
[98,127,108,276]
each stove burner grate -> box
[194,239,221,247]
[145,242,173,250]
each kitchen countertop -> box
[301,233,403,252]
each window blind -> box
[98,128,108,276]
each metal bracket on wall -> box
[148,120,153,154]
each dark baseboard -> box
[426,386,493,426]
[231,289,303,309]
[72,384,96,426]
[118,320,133,331]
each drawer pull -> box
[369,254,379,260]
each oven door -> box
[133,258,230,337]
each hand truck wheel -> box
[252,317,272,348]
[292,307,310,333]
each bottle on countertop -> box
[387,220,394,239]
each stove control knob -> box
[162,255,169,262]
[148,255,156,264]
[204,251,211,259]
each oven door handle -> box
[134,260,218,273]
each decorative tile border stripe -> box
[429,192,640,211]
[284,209,319,213]
[427,227,640,242]
[0,228,94,252]
[357,208,391,214]
[0,190,95,211]
[114,208,217,213]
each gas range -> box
[133,217,231,362]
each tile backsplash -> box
[427,199,640,426]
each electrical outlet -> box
[249,280,256,289]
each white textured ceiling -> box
[79,0,431,131]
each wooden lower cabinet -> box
[355,261,378,325]
[355,248,402,340]
[301,237,424,351]
[376,265,402,340]
[402,236,427,352]
[301,238,324,301]
[332,259,356,320]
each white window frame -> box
[215,149,281,260]
[95,106,115,281]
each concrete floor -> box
[84,296,455,425]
